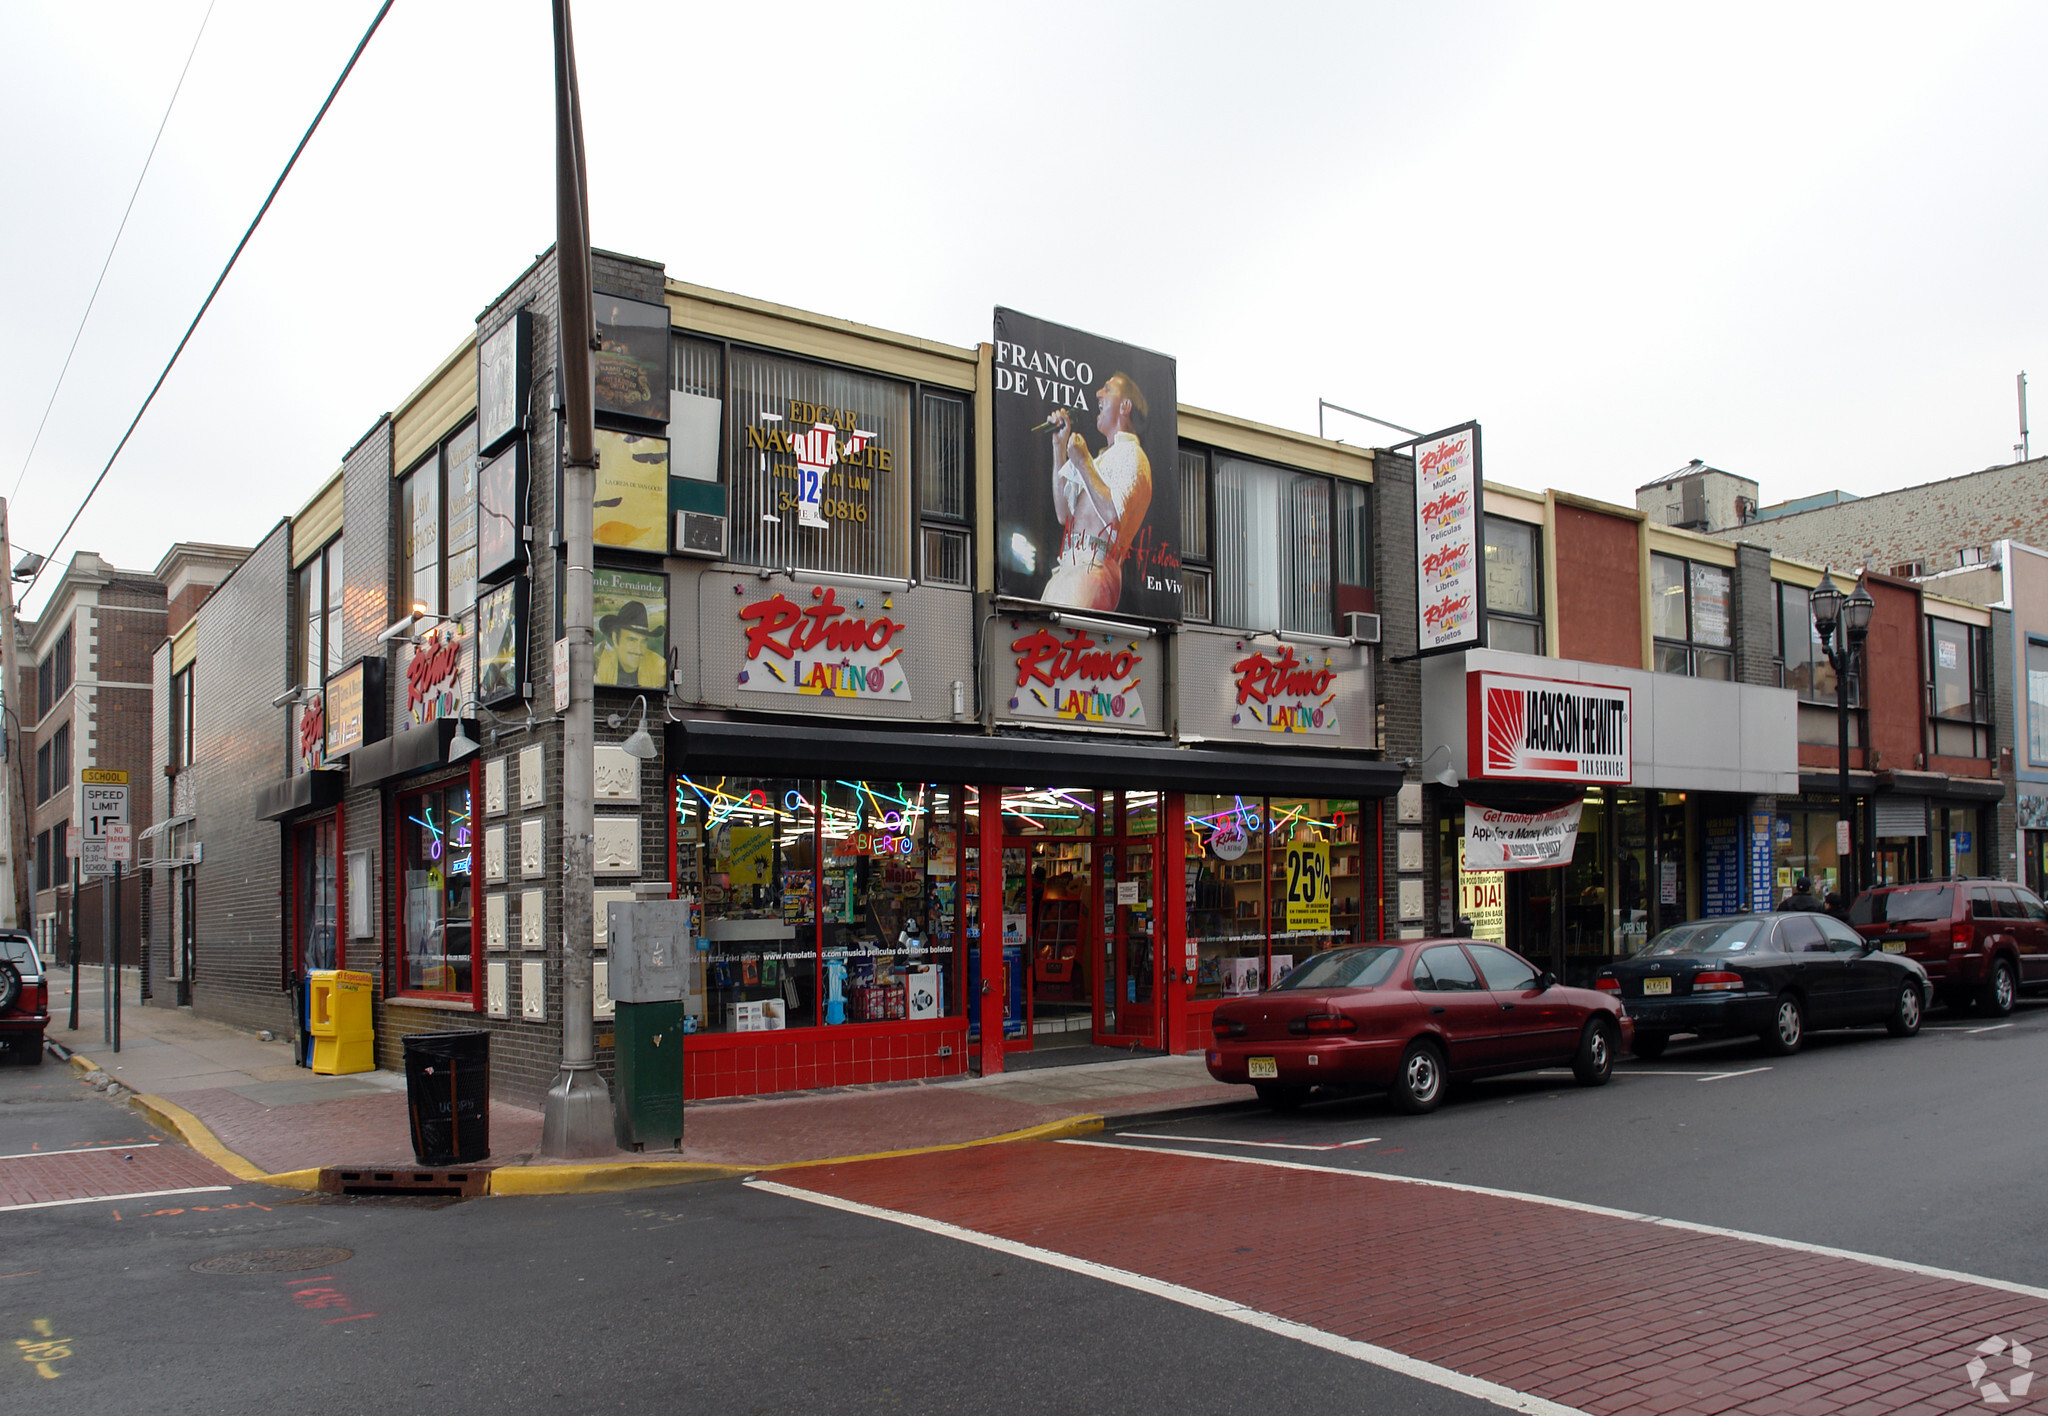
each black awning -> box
[1797,770,1880,799]
[255,770,346,821]
[667,718,1406,797]
[350,719,460,789]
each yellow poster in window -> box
[1284,838,1330,933]
[726,826,772,887]
[1457,838,1506,943]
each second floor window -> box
[296,538,345,689]
[1483,515,1543,655]
[919,391,970,587]
[1212,452,1331,635]
[34,830,48,892]
[400,421,479,622]
[1929,618,1991,759]
[52,723,69,795]
[36,742,49,803]
[1651,553,1732,679]
[2028,638,2048,767]
[36,624,72,719]
[170,665,195,770]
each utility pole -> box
[0,500,26,931]
[540,0,611,1157]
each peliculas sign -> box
[738,586,912,700]
[1412,423,1483,656]
[1008,626,1147,726]
[1469,671,1631,784]
[1230,646,1340,736]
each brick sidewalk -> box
[54,969,1246,1174]
[0,1143,234,1209]
[779,1141,2034,1414]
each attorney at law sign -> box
[1464,800,1584,871]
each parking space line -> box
[1116,1132,1382,1152]
[1966,1023,2015,1034]
[0,1143,161,1163]
[0,1185,231,1214]
[749,1178,1588,1416]
[1698,1066,1771,1081]
[1061,1139,2048,1304]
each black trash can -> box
[403,1030,491,1166]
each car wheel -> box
[1630,1032,1669,1060]
[1760,992,1805,1056]
[0,962,18,1014]
[1572,1018,1617,1086]
[1389,1039,1446,1115]
[1885,981,1924,1038]
[1979,958,2017,1018]
[1253,1082,1310,1112]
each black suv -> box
[1849,879,2048,1016]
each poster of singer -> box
[991,308,1181,621]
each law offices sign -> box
[1468,670,1632,784]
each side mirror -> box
[1535,970,1557,991]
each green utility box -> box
[609,899,691,1152]
[612,1000,685,1151]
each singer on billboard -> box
[1042,373,1154,610]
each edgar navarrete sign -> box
[992,308,1181,621]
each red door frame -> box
[287,806,345,976]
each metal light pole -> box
[540,0,611,1157]
[1811,571,1874,899]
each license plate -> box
[1248,1057,1278,1079]
[1882,942,1908,954]
[1642,977,1672,996]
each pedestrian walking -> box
[1778,875,1824,912]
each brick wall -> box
[1724,455,2048,573]
[1374,450,1428,934]
[187,520,295,1035]
[1555,505,1642,668]
[1733,542,1776,687]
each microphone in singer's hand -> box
[1031,413,1067,432]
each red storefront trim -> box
[681,1016,971,1100]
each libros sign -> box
[1469,671,1631,783]
[738,586,912,700]
[1008,626,1147,726]
[1230,646,1340,736]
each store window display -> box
[399,780,473,997]
[676,776,817,1033]
[820,782,957,1025]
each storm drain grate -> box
[320,1166,488,1198]
[191,1245,354,1275]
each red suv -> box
[1849,879,2048,1016]
[0,931,49,1065]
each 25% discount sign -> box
[1283,838,1331,932]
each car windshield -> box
[0,935,40,973]
[1638,920,1766,957]
[1272,947,1400,991]
[1850,886,1953,925]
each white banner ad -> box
[1464,800,1584,871]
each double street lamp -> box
[1810,571,1875,899]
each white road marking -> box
[748,1178,1589,1416]
[1063,1139,2048,1305]
[1115,1132,1382,1152]
[0,1185,231,1214]
[0,1142,162,1162]
[1539,1067,1772,1081]
[1967,1023,2015,1034]
[1697,1067,1772,1081]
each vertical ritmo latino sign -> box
[1411,422,1483,656]
[1469,671,1632,784]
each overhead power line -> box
[9,0,219,505]
[21,0,396,604]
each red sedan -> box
[1205,939,1632,1113]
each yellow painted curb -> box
[488,1162,754,1196]
[125,1090,283,1186]
[764,1111,1107,1170]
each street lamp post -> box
[1811,571,1875,899]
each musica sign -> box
[1005,625,1148,727]
[1229,645,1341,737]
[737,586,912,701]
[1412,422,1483,656]
[1469,671,1632,784]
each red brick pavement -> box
[780,1141,2034,1414]
[166,1088,544,1174]
[0,1142,234,1209]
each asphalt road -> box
[1106,997,2048,1287]
[6,1000,2044,1413]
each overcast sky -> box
[4,1,2043,615]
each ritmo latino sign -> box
[1469,671,1632,784]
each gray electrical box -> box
[607,899,690,1003]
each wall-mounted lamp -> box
[1403,743,1460,789]
[606,694,658,761]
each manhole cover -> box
[190,1246,353,1275]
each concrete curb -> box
[1092,1097,1261,1131]
[54,1048,1125,1197]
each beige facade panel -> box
[1483,483,1547,525]
[292,471,345,565]
[393,336,479,474]
[170,617,198,674]
[1179,406,1374,482]
[1647,523,1737,567]
[666,281,976,392]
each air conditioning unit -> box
[1345,612,1382,644]
[1956,546,1985,567]
[675,511,727,559]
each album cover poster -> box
[593,291,671,424]
[991,308,1181,621]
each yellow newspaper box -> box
[308,969,375,1075]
